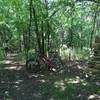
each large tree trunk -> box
[33,7,42,54]
[45,0,50,55]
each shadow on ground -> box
[0,54,100,100]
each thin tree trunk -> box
[23,32,28,61]
[28,0,32,50]
[90,3,98,49]
[69,2,75,60]
[18,32,22,52]
[41,20,45,55]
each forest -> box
[0,0,100,100]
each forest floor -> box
[0,54,100,100]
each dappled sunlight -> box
[96,82,100,86]
[67,78,80,84]
[1,79,23,85]
[4,60,12,64]
[14,85,19,88]
[4,66,17,70]
[4,65,22,70]
[60,47,90,60]
[64,76,86,84]
[14,80,23,84]
[53,76,89,93]
[0,0,100,98]
[31,74,39,78]
[38,79,46,83]
[31,74,45,78]
[4,91,13,100]
[0,55,23,70]
[88,94,100,100]
[77,65,82,69]
[0,60,12,64]
[40,74,44,77]
[77,94,83,98]
[60,48,72,59]
[33,93,42,98]
[54,80,66,91]
[0,52,99,99]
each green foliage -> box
[0,0,100,60]
[60,47,90,60]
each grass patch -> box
[40,73,100,100]
[60,47,90,60]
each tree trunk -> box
[45,0,50,55]
[41,21,45,55]
[90,3,98,49]
[28,0,32,50]
[33,7,42,54]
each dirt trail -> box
[0,54,100,100]
[0,54,49,100]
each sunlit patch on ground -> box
[54,80,66,91]
[14,80,23,84]
[54,76,89,92]
[0,60,12,64]
[0,55,23,70]
[88,94,100,100]
[65,77,86,84]
[4,66,17,70]
[96,82,100,86]
[4,66,22,70]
